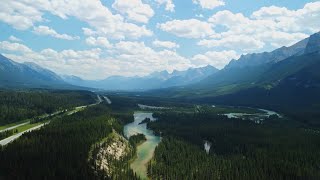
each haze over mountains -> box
[149,32,320,96]
[144,32,319,121]
[62,65,218,90]
[0,54,68,88]
[0,53,219,90]
[1,32,319,97]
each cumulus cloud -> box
[191,50,239,69]
[199,2,320,52]
[0,40,193,79]
[33,26,79,40]
[9,36,22,42]
[251,2,320,32]
[158,19,215,38]
[0,1,43,30]
[155,0,175,12]
[152,40,180,49]
[198,35,265,51]
[85,37,112,48]
[110,41,191,73]
[1,1,319,80]
[0,41,32,53]
[112,0,154,23]
[0,0,153,40]
[192,0,225,9]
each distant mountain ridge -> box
[63,65,219,91]
[0,53,219,90]
[147,32,320,99]
[193,32,320,92]
[0,54,73,89]
[226,38,309,69]
[1,32,319,94]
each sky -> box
[0,0,319,80]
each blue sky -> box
[0,0,319,80]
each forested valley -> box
[1,91,320,180]
[147,110,320,179]
[0,102,140,180]
[0,90,96,125]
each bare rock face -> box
[90,132,131,177]
[305,32,320,54]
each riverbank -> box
[124,112,161,180]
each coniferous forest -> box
[0,90,96,125]
[0,103,138,180]
[147,110,320,179]
[0,91,320,179]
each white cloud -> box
[9,36,22,42]
[0,1,43,30]
[0,40,193,79]
[85,37,112,48]
[251,2,320,33]
[152,40,180,49]
[107,41,192,75]
[202,2,320,52]
[191,50,239,69]
[255,31,308,48]
[112,0,154,23]
[33,26,79,40]
[192,0,225,9]
[158,19,215,38]
[0,40,106,79]
[0,0,153,40]
[1,1,319,80]
[208,10,249,28]
[198,35,265,51]
[155,0,175,12]
[0,41,32,53]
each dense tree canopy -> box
[0,90,96,125]
[0,104,137,180]
[148,110,320,179]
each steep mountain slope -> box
[174,32,320,96]
[63,65,218,90]
[226,38,308,69]
[206,52,320,125]
[0,54,70,88]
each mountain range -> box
[62,65,218,90]
[0,54,218,90]
[1,32,319,101]
[142,32,320,125]
[0,55,70,89]
[149,32,320,97]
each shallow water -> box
[123,112,161,180]
[222,106,281,121]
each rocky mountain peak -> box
[305,32,320,54]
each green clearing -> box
[0,119,29,131]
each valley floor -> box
[1,93,320,180]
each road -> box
[0,109,66,133]
[0,122,48,146]
[103,96,112,104]
[0,122,29,133]
[0,94,105,146]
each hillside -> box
[0,54,82,89]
